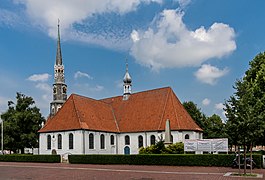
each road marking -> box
[0,164,224,176]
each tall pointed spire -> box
[123,58,132,100]
[56,19,62,65]
[50,19,67,117]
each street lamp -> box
[1,118,3,154]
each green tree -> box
[1,93,45,153]
[183,101,206,130]
[203,114,226,139]
[224,52,265,174]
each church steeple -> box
[56,20,62,66]
[50,20,67,116]
[123,60,132,100]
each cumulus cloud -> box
[27,73,51,82]
[215,103,225,111]
[194,64,229,85]
[130,9,236,70]
[35,83,52,93]
[177,0,191,9]
[15,0,162,38]
[202,98,210,106]
[74,71,93,80]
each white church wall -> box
[39,130,203,155]
[84,131,117,154]
[39,130,84,155]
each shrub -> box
[0,154,61,163]
[139,142,184,154]
[69,154,263,168]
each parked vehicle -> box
[232,155,256,169]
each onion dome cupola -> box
[123,62,132,100]
[123,63,132,84]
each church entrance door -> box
[124,146,130,155]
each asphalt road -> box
[0,162,264,180]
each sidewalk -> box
[0,162,264,179]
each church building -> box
[38,23,203,155]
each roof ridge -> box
[100,86,171,101]
[108,104,120,132]
[170,89,180,129]
[158,87,171,130]
[72,95,84,129]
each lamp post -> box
[1,118,3,154]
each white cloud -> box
[35,83,52,93]
[130,9,236,70]
[194,64,229,85]
[202,98,210,106]
[115,80,124,89]
[90,85,104,92]
[74,71,93,80]
[215,103,225,111]
[0,96,11,113]
[15,0,162,38]
[74,83,104,93]
[177,0,191,9]
[27,73,51,82]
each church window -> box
[58,134,62,149]
[100,134,105,149]
[62,86,67,94]
[69,133,74,149]
[47,135,51,150]
[89,133,94,149]
[110,135,114,145]
[53,87,56,94]
[125,135,130,145]
[138,135,143,148]
[150,135,156,145]
[185,134,189,139]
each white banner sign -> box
[184,138,228,152]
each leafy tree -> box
[203,114,226,139]
[224,52,265,174]
[183,101,206,130]
[1,93,45,153]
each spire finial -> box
[56,19,62,65]
[126,58,128,72]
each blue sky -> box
[0,0,264,120]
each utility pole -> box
[1,118,3,154]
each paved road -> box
[0,162,264,180]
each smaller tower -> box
[50,20,67,116]
[123,61,132,100]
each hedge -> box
[69,154,263,168]
[0,154,61,163]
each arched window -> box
[69,133,74,149]
[138,135,143,148]
[150,135,156,145]
[58,134,62,149]
[100,134,105,149]
[125,135,130,145]
[110,135,114,145]
[185,134,190,139]
[89,133,94,149]
[47,135,51,150]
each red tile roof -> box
[39,87,202,133]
